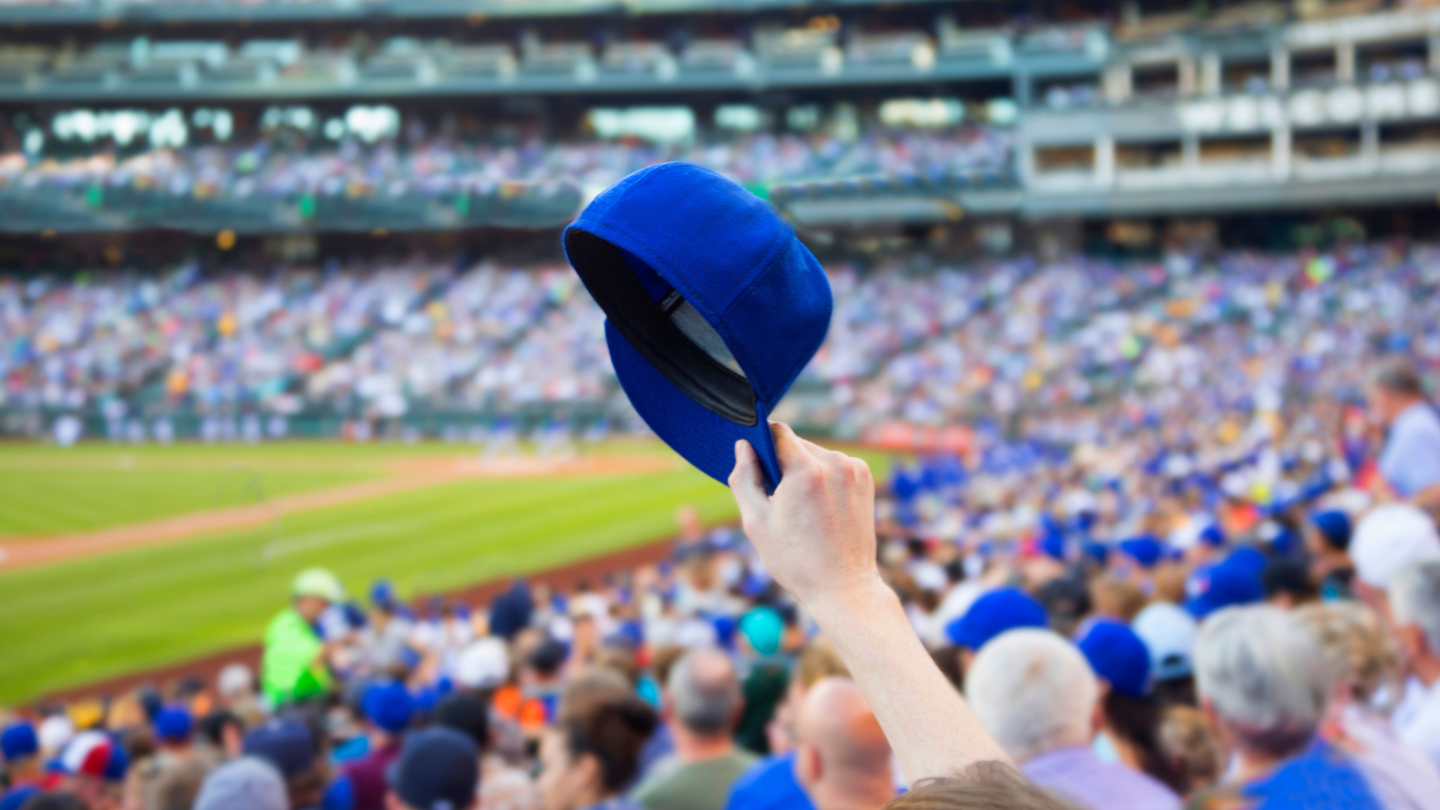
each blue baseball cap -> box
[242,719,315,779]
[153,706,193,743]
[1185,555,1265,619]
[1119,536,1164,569]
[946,587,1048,650]
[1,722,37,761]
[362,682,415,734]
[564,162,832,492]
[386,728,479,810]
[1077,619,1152,698]
[1311,510,1352,551]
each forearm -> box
[807,576,1014,783]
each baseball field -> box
[0,439,820,707]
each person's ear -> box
[1090,696,1106,739]
[577,751,603,791]
[794,743,820,788]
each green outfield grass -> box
[0,440,891,705]
[0,445,400,538]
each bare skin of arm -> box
[729,423,1013,783]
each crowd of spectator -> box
[0,124,1014,201]
[4,338,1440,809]
[5,240,1439,450]
[6,235,1440,809]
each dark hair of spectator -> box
[1152,675,1198,709]
[1101,691,1185,794]
[560,694,658,793]
[199,710,242,748]
[885,761,1083,810]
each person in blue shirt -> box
[1369,358,1440,511]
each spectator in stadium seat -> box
[1076,620,1184,793]
[536,679,657,810]
[1295,599,1440,810]
[734,607,789,756]
[386,728,478,810]
[793,679,894,810]
[1155,706,1224,795]
[243,717,327,810]
[1368,358,1440,511]
[147,705,211,810]
[1307,510,1358,601]
[631,649,756,810]
[965,629,1180,810]
[51,731,130,810]
[1389,561,1440,775]
[197,711,244,765]
[723,639,849,810]
[1191,605,1380,810]
[263,569,345,706]
[1132,602,1199,709]
[1,722,41,792]
[343,682,415,810]
[193,757,288,810]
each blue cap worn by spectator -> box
[152,706,192,744]
[193,757,288,810]
[563,162,833,493]
[386,728,478,810]
[362,682,415,734]
[1226,546,1269,578]
[945,587,1048,650]
[1,722,37,761]
[1310,510,1353,552]
[1119,536,1164,569]
[488,581,533,642]
[1198,523,1226,548]
[242,718,315,779]
[1077,620,1152,698]
[1132,602,1198,681]
[371,579,397,608]
[1185,556,1265,618]
[738,606,784,656]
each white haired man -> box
[1390,561,1440,774]
[964,628,1180,810]
[1192,605,1381,809]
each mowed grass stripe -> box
[0,468,375,538]
[0,466,735,704]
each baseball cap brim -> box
[607,320,782,491]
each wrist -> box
[804,574,898,628]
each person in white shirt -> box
[1390,561,1440,774]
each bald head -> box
[669,648,741,737]
[795,678,894,810]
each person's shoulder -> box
[724,754,808,810]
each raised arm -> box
[729,423,1013,783]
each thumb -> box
[729,439,770,515]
